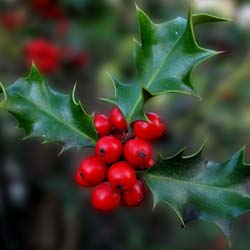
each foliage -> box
[0,64,97,152]
[0,5,249,246]
[143,142,250,244]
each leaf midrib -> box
[15,93,96,144]
[145,174,250,198]
[128,21,189,123]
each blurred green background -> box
[0,0,250,249]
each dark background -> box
[0,0,250,249]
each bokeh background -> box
[0,0,250,249]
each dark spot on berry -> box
[139,151,146,158]
[100,148,105,156]
[80,172,84,179]
[116,184,124,190]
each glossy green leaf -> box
[100,76,151,124]
[135,8,229,96]
[104,6,227,124]
[143,145,250,243]
[0,65,98,152]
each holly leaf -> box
[104,6,227,125]
[0,65,98,152]
[101,76,151,124]
[143,144,250,244]
[135,6,228,97]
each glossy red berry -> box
[133,112,165,140]
[75,169,91,187]
[122,180,144,207]
[108,161,136,191]
[124,139,152,168]
[77,156,107,186]
[110,107,127,131]
[91,182,121,211]
[96,136,123,164]
[147,159,155,168]
[94,114,112,137]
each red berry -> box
[108,161,136,191]
[32,0,65,20]
[24,39,61,74]
[77,156,107,186]
[0,11,25,31]
[91,182,121,211]
[33,0,50,9]
[94,114,112,137]
[96,136,123,164]
[75,169,91,187]
[147,159,155,168]
[110,107,127,131]
[133,112,165,140]
[122,180,144,207]
[124,139,152,168]
[41,5,65,20]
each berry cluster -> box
[75,107,166,211]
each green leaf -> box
[135,7,224,97]
[143,144,250,243]
[104,6,227,124]
[0,65,98,152]
[101,76,150,124]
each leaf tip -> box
[188,2,194,19]
[135,2,142,13]
[72,82,79,106]
[161,146,186,160]
[135,3,152,25]
[134,2,139,10]
[216,50,228,56]
[26,63,43,83]
[98,97,115,105]
[0,81,7,105]
[234,147,247,164]
[192,90,203,101]
[192,13,231,25]
[133,37,140,45]
[58,146,65,156]
[22,135,32,141]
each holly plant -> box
[0,6,249,248]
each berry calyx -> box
[77,156,107,186]
[112,130,133,144]
[96,136,123,164]
[124,138,152,168]
[133,112,165,140]
[75,169,91,187]
[108,161,136,191]
[94,114,112,137]
[91,182,121,211]
[122,180,144,207]
[110,107,127,131]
